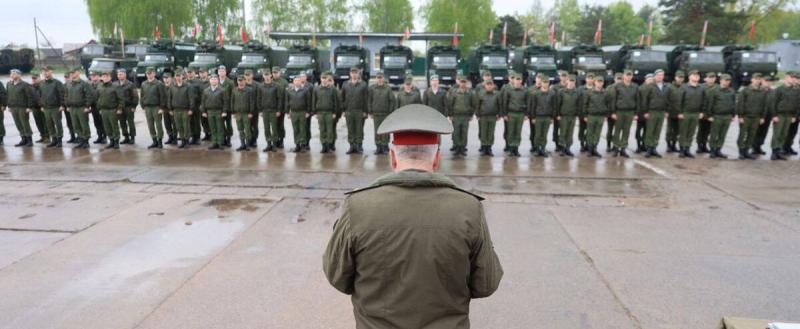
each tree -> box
[636,5,665,45]
[546,0,581,44]
[516,0,550,45]
[490,16,524,47]
[192,0,242,41]
[603,1,648,45]
[361,0,414,33]
[251,0,350,41]
[86,0,193,40]
[420,0,496,55]
[659,0,748,45]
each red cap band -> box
[392,131,439,145]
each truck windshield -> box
[145,54,169,62]
[241,54,266,63]
[336,55,361,67]
[83,45,106,55]
[90,60,115,70]
[631,50,666,62]
[528,56,555,65]
[383,56,408,68]
[688,52,723,64]
[741,52,776,63]
[577,56,603,64]
[194,53,218,62]
[482,55,507,68]
[287,55,312,68]
[432,56,457,68]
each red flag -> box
[169,24,175,39]
[217,25,224,47]
[240,26,248,43]
[154,26,161,39]
[488,29,494,43]
[638,34,644,46]
[700,20,708,47]
[748,20,756,44]
[501,21,508,46]
[594,20,602,45]
[452,22,459,47]
[403,26,411,44]
[193,23,199,38]
[549,22,556,47]
[646,18,653,47]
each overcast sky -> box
[1,0,657,48]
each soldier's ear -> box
[389,147,397,170]
[432,150,441,172]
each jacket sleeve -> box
[159,83,168,109]
[608,85,617,114]
[736,90,745,117]
[322,200,356,295]
[469,203,503,298]
[0,83,6,107]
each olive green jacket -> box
[584,89,612,116]
[368,84,396,115]
[476,89,501,116]
[323,169,502,329]
[95,81,124,110]
[201,86,229,113]
[5,80,35,108]
[140,79,167,108]
[609,82,639,113]
[64,79,94,108]
[556,87,581,117]
[736,86,767,117]
[230,86,255,114]
[38,78,65,108]
[116,80,139,108]
[257,81,282,112]
[341,80,369,112]
[706,86,736,117]
[501,86,528,115]
[679,84,706,114]
[396,88,422,108]
[423,87,448,115]
[771,85,800,116]
[313,85,339,113]
[168,83,196,111]
[447,87,476,116]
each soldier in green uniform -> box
[29,71,50,145]
[314,72,340,154]
[635,73,654,153]
[0,80,5,145]
[696,72,718,153]
[677,70,706,158]
[5,69,35,147]
[396,75,422,107]
[423,75,447,116]
[476,80,501,156]
[161,72,179,145]
[201,74,229,150]
[116,69,138,145]
[64,68,94,149]
[577,74,595,152]
[604,72,623,152]
[196,68,213,141]
[666,70,685,153]
[529,77,557,157]
[167,69,196,149]
[88,71,107,145]
[753,76,776,155]
[94,72,124,149]
[783,72,800,156]
[704,74,736,159]
[498,74,519,152]
[242,70,260,148]
[551,71,568,151]
[230,76,255,151]
[642,69,670,158]
[285,73,312,153]
[368,71,396,155]
[474,71,493,90]
[323,104,502,329]
[556,75,581,157]
[447,74,476,157]
[583,78,611,157]
[214,66,233,147]
[140,67,168,149]
[341,67,369,154]
[186,68,204,144]
[769,73,799,160]
[735,73,767,159]
[61,71,77,144]
[271,66,289,149]
[502,72,528,157]
[38,66,66,148]
[258,72,283,152]
[609,70,639,158]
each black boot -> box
[709,148,718,158]
[357,144,364,153]
[590,145,602,158]
[618,148,630,158]
[190,136,200,145]
[647,147,662,158]
[179,139,188,149]
[346,144,356,154]
[66,133,77,144]
[14,137,26,147]
[292,144,303,153]
[202,133,211,141]
[121,136,131,144]
[248,137,257,148]
[55,137,63,147]
[208,143,221,150]
[744,148,756,160]
[509,147,520,157]
[236,138,247,151]
[681,147,695,158]
[716,148,728,159]
[752,145,766,155]
[771,149,786,160]
[47,137,58,148]
[738,148,747,160]
[22,136,33,147]
[80,138,90,149]
[93,134,106,144]
[322,144,330,154]
[0,136,3,145]
[563,147,574,157]
[148,138,159,149]
[784,146,798,155]
[72,138,83,149]
[262,142,272,152]
[485,146,494,156]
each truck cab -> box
[664,45,726,80]
[189,40,243,76]
[468,44,511,88]
[557,45,607,84]
[379,45,414,86]
[232,40,272,80]
[283,44,324,84]
[87,58,138,82]
[333,45,370,86]
[426,45,461,87]
[603,45,668,83]
[133,39,197,85]
[519,45,557,85]
[707,45,778,87]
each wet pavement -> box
[1,86,800,328]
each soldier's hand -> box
[583,117,588,122]
[759,118,765,124]
[202,113,208,118]
[699,113,705,119]
[305,113,310,118]
[26,108,32,113]
[610,113,617,120]
[117,109,122,115]
[678,114,684,120]
[248,113,253,119]
[531,118,536,123]
[634,115,639,121]
[275,112,281,117]
[773,117,779,123]
[739,118,745,124]
[84,108,91,113]
[503,116,508,121]
[644,113,650,119]
[331,113,335,119]
[222,112,228,117]
[188,111,193,116]
[708,117,714,122]
[793,117,797,123]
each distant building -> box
[761,39,800,72]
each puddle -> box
[206,198,272,212]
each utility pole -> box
[34,18,41,63]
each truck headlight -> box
[634,70,639,75]
[743,72,748,76]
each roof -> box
[269,32,463,41]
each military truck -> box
[657,45,725,81]
[512,45,558,85]
[231,40,273,80]
[133,39,197,85]
[603,45,668,83]
[80,43,113,74]
[557,44,607,84]
[379,45,414,86]
[706,45,778,87]
[188,40,243,76]
[283,44,330,84]
[332,45,370,86]
[87,57,138,82]
[426,45,461,87]
[0,48,36,74]
[467,44,511,87]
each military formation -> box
[2,65,799,161]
